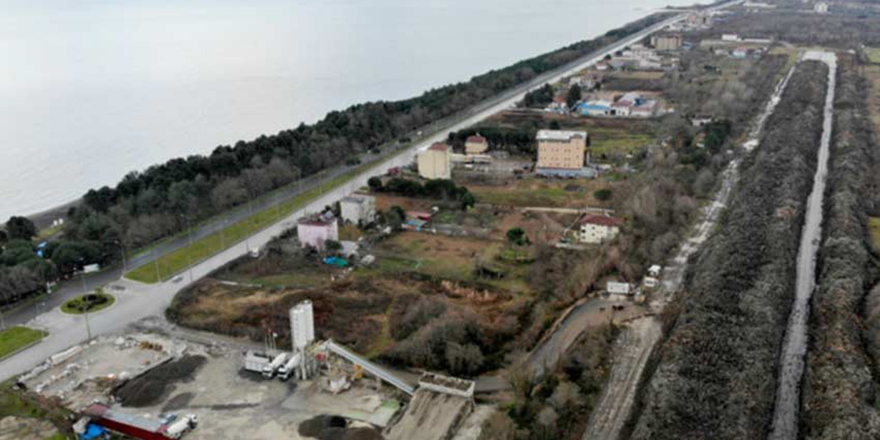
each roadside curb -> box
[0,334,47,363]
[58,294,117,317]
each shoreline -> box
[5,3,711,230]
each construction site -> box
[11,284,505,440]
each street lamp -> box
[79,258,92,341]
[180,215,195,281]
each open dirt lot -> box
[22,326,409,440]
[19,334,181,411]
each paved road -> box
[0,6,727,382]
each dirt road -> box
[581,58,800,440]
[583,319,660,440]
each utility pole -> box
[80,268,92,341]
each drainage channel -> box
[767,51,837,440]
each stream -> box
[767,51,837,440]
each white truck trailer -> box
[262,353,288,378]
[243,351,271,374]
[277,353,302,381]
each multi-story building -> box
[340,195,376,225]
[536,130,588,176]
[418,143,452,179]
[651,35,683,51]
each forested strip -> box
[802,56,880,440]
[626,60,829,440]
[0,14,671,305]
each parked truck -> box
[243,351,271,374]
[164,415,198,439]
[277,353,301,381]
[262,353,288,378]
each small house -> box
[579,100,615,116]
[579,215,622,244]
[298,213,339,250]
[465,134,489,155]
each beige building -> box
[652,35,683,51]
[579,215,622,244]
[418,143,452,179]
[465,134,488,155]
[536,130,587,171]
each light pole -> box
[79,261,92,341]
[181,215,195,281]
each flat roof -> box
[85,403,166,433]
[536,130,587,142]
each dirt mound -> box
[114,355,206,407]
[298,416,383,440]
[298,415,347,437]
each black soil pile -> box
[114,355,207,407]
[298,415,384,440]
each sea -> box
[0,0,706,221]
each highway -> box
[0,2,740,382]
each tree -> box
[6,216,36,241]
[368,177,383,192]
[507,227,529,246]
[460,191,476,210]
[594,188,613,201]
[566,84,582,108]
[0,230,7,245]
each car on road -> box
[172,275,184,283]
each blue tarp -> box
[80,423,106,440]
[323,257,349,268]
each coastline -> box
[0,3,710,223]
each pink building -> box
[297,213,339,250]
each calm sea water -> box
[0,0,704,220]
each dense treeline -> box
[0,13,670,306]
[695,11,880,47]
[803,58,880,439]
[627,61,829,440]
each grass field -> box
[366,232,531,293]
[589,127,654,158]
[0,326,47,359]
[470,178,610,208]
[60,292,115,315]
[125,160,381,283]
[867,47,880,64]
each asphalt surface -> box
[768,51,836,440]
[1,6,729,382]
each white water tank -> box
[302,300,315,344]
[290,306,309,349]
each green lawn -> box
[0,326,47,359]
[61,292,115,314]
[589,128,654,158]
[867,47,880,64]
[126,159,383,283]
